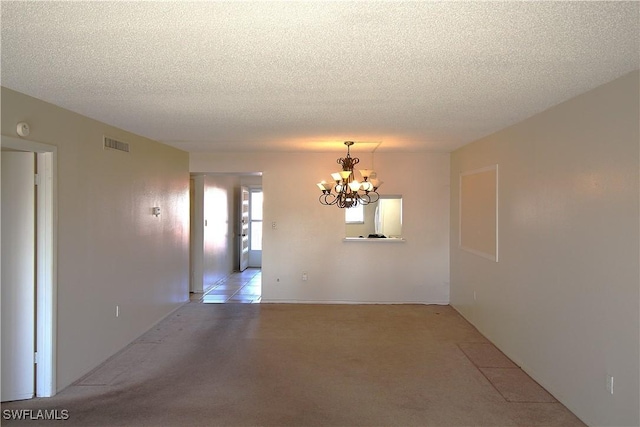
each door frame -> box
[1,136,57,397]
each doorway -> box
[0,136,56,400]
[238,185,263,271]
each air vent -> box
[103,136,130,153]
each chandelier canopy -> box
[317,141,382,208]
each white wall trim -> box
[261,299,450,305]
[1,135,57,397]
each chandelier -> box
[316,141,382,208]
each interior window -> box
[344,204,364,224]
[345,195,402,238]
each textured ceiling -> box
[1,1,638,153]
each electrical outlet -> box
[302,272,308,281]
[272,221,277,229]
[606,375,614,395]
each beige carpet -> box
[1,303,585,426]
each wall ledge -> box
[342,237,406,243]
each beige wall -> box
[450,71,639,426]
[191,150,450,304]
[1,87,190,390]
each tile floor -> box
[192,268,261,304]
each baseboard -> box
[261,299,450,305]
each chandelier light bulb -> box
[317,181,332,193]
[339,170,352,180]
[359,169,373,179]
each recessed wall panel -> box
[459,165,498,261]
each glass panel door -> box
[248,189,262,267]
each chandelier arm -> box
[319,193,338,205]
[367,191,380,203]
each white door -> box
[238,186,250,271]
[248,189,263,267]
[1,151,36,402]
